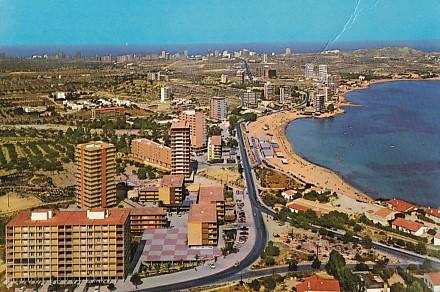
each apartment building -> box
[6,209,131,283]
[187,203,218,246]
[130,138,171,169]
[170,120,191,176]
[207,135,222,162]
[210,96,227,121]
[137,175,185,205]
[179,110,207,153]
[128,207,167,236]
[198,185,225,221]
[75,141,116,209]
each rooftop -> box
[7,209,130,227]
[387,198,417,213]
[199,185,224,203]
[210,135,222,146]
[161,174,185,188]
[171,120,189,130]
[141,227,221,262]
[426,272,440,285]
[132,138,171,150]
[392,217,424,232]
[188,203,217,223]
[373,207,395,219]
[129,207,167,216]
[426,207,440,219]
[296,275,341,292]
[77,141,114,151]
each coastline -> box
[246,77,440,205]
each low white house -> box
[434,232,440,246]
[425,208,440,224]
[281,190,297,200]
[424,272,440,292]
[391,217,426,236]
[364,207,396,227]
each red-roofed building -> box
[425,208,440,224]
[364,207,396,226]
[387,198,417,213]
[207,135,222,162]
[296,274,341,292]
[391,217,426,236]
[424,272,440,291]
[288,203,322,217]
[6,209,131,283]
[198,185,225,220]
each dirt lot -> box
[198,167,244,187]
[0,192,42,214]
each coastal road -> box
[139,123,269,291]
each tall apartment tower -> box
[210,96,228,121]
[170,120,191,177]
[279,87,286,104]
[305,63,314,79]
[318,65,328,83]
[179,110,207,153]
[75,141,116,209]
[315,94,326,113]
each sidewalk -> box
[114,184,258,291]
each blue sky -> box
[0,0,439,45]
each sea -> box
[286,80,440,207]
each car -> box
[209,263,216,269]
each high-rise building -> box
[75,141,116,209]
[318,65,328,83]
[220,74,228,84]
[179,110,207,153]
[285,48,292,56]
[160,86,172,103]
[262,66,276,80]
[315,94,326,113]
[279,86,287,104]
[183,50,188,58]
[207,135,222,162]
[264,82,275,100]
[305,63,314,79]
[262,53,268,63]
[187,203,218,246]
[210,96,228,121]
[170,120,191,177]
[241,91,260,108]
[6,209,131,283]
[130,138,171,169]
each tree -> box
[265,256,275,266]
[249,279,260,291]
[262,277,276,290]
[312,257,321,269]
[137,167,147,179]
[130,273,142,289]
[288,260,298,271]
[390,283,406,292]
[264,241,280,257]
[208,125,222,137]
[326,250,346,276]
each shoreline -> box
[246,77,440,205]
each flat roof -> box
[171,120,189,130]
[7,209,130,227]
[141,227,221,262]
[129,207,167,216]
[188,203,217,223]
[161,174,185,188]
[210,135,222,146]
[199,185,225,203]
[76,141,114,151]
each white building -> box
[318,64,328,83]
[160,87,172,103]
[56,92,66,100]
[424,272,440,292]
[305,63,314,79]
[220,74,228,84]
[434,233,440,246]
[281,190,297,201]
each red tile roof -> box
[129,207,167,216]
[288,203,311,213]
[374,207,395,219]
[7,209,130,227]
[210,135,222,146]
[426,272,440,285]
[392,217,424,232]
[426,208,440,219]
[387,199,417,213]
[199,185,225,203]
[296,275,341,292]
[161,174,185,188]
[188,203,217,223]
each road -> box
[139,123,269,291]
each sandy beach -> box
[247,77,440,204]
[246,108,373,203]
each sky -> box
[0,0,439,46]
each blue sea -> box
[286,80,440,207]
